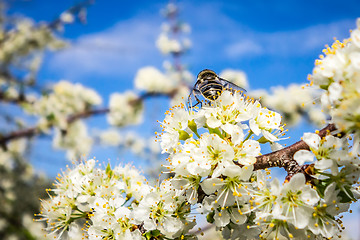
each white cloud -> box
[213,19,353,59]
[225,39,263,58]
[181,2,355,60]
[48,15,163,80]
[254,20,354,57]
[47,1,356,81]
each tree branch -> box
[0,127,39,150]
[253,123,337,175]
[0,108,110,148]
[67,108,110,123]
[0,90,178,147]
[0,91,29,104]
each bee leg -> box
[190,98,201,108]
[193,92,202,108]
[191,101,201,108]
[188,89,202,108]
[187,90,196,108]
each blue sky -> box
[8,0,360,237]
[9,0,360,96]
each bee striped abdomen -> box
[199,80,224,100]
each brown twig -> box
[253,123,337,177]
[0,91,29,104]
[67,108,109,123]
[0,108,110,148]
[0,90,178,147]
[0,127,39,150]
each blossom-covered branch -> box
[36,14,360,240]
[0,109,108,148]
[0,89,178,148]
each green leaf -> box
[319,78,333,90]
[178,130,190,141]
[257,136,270,144]
[46,113,56,121]
[206,211,215,223]
[339,185,355,203]
[188,119,200,138]
[144,232,152,240]
[319,84,329,90]
[144,230,162,240]
[206,126,223,138]
[105,163,113,177]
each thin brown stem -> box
[67,108,109,123]
[0,91,177,147]
[0,91,29,104]
[0,108,110,148]
[253,123,337,174]
[0,127,39,150]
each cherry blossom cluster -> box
[99,130,161,161]
[33,9,360,240]
[133,66,193,99]
[107,91,144,127]
[0,17,66,106]
[0,4,98,239]
[39,89,360,239]
[157,90,359,239]
[255,133,360,239]
[37,159,196,240]
[219,69,249,90]
[290,131,360,238]
[53,120,93,160]
[0,18,65,65]
[25,80,102,130]
[310,18,360,153]
[23,81,102,159]
[159,90,284,162]
[156,3,192,55]
[253,84,326,126]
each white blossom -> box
[134,66,175,93]
[249,107,283,142]
[53,120,93,160]
[107,91,144,127]
[26,80,102,129]
[99,129,123,146]
[156,33,182,54]
[219,69,249,89]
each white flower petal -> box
[288,173,305,189]
[214,210,230,227]
[201,178,223,195]
[292,206,310,229]
[300,186,320,206]
[294,150,315,165]
[206,115,221,128]
[249,119,261,135]
[302,132,320,149]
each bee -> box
[188,69,246,108]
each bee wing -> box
[218,77,247,94]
